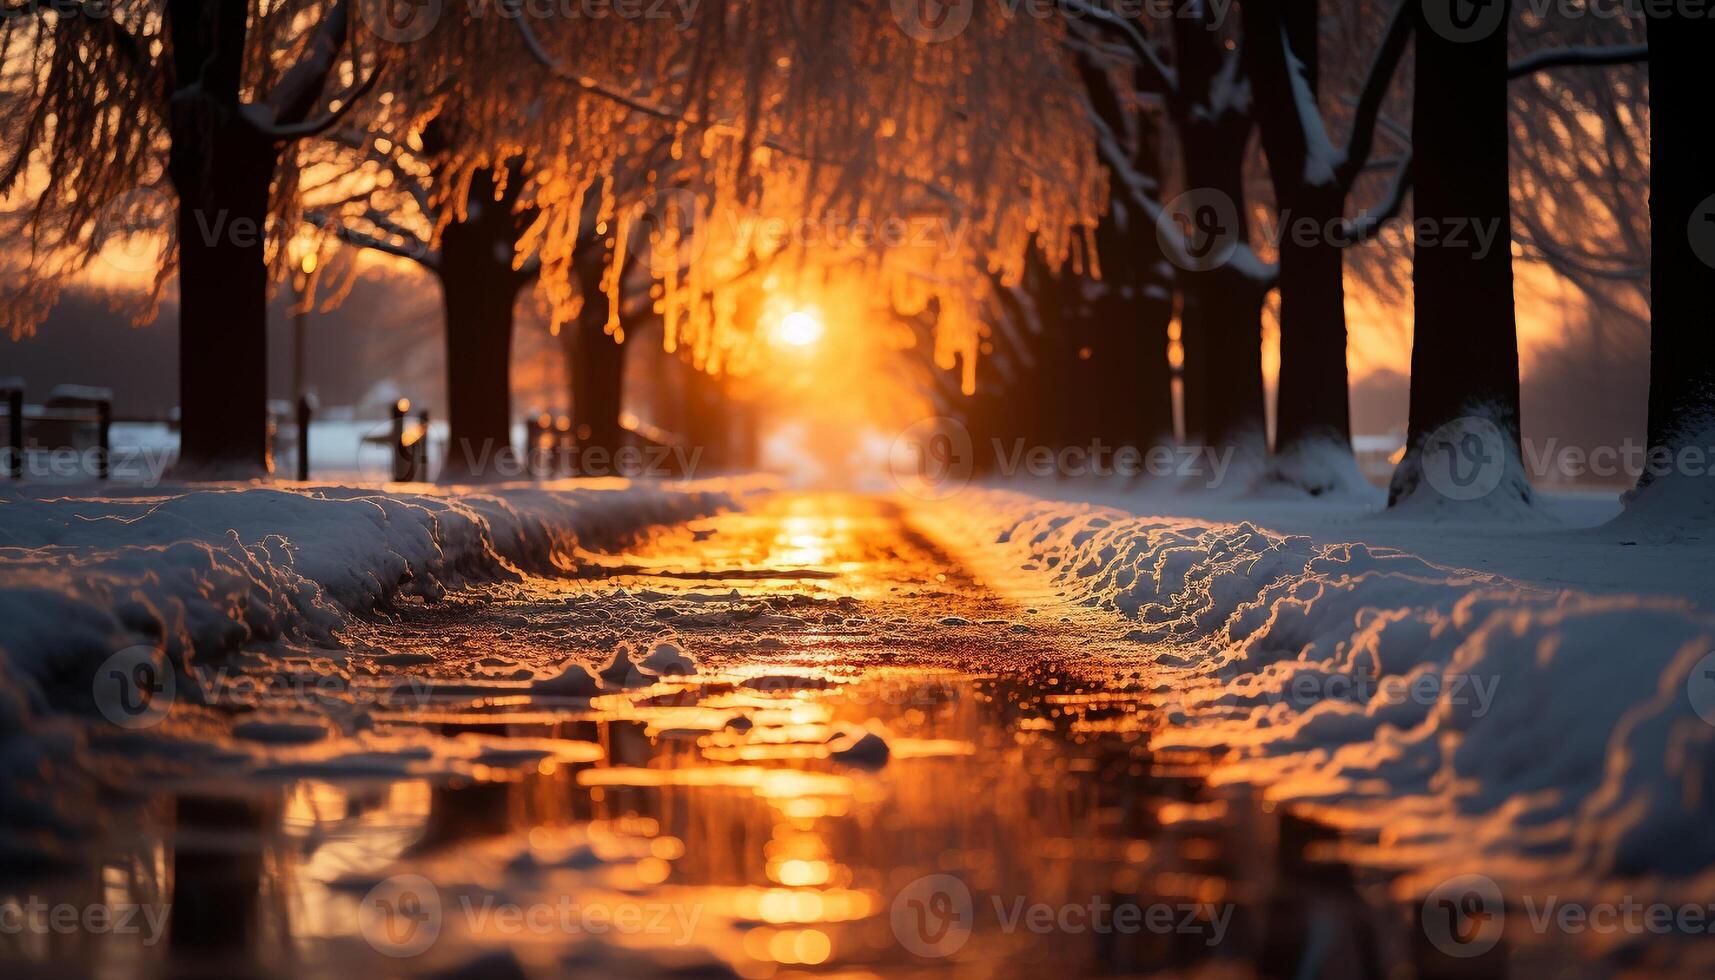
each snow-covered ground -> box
[0,479,752,722]
[4,476,1714,972]
[989,475,1715,607]
[913,485,1715,906]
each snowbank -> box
[0,480,746,721]
[914,490,1715,885]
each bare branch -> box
[1334,0,1415,192]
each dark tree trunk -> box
[437,269,521,482]
[568,248,628,474]
[1636,9,1715,514]
[1248,0,1358,493]
[435,169,529,482]
[1388,1,1528,508]
[1172,15,1268,462]
[1069,53,1176,455]
[166,0,274,478]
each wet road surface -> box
[3,493,1545,978]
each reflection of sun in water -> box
[776,309,824,348]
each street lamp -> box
[289,242,318,480]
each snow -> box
[913,487,1715,888]
[0,479,746,718]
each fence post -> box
[96,397,111,480]
[556,415,573,478]
[296,394,313,482]
[5,388,20,479]
[413,409,430,482]
[391,399,409,482]
[528,414,548,480]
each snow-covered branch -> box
[267,0,356,126]
[1339,151,1413,245]
[1054,0,1177,97]
[1508,43,1648,78]
[308,210,440,272]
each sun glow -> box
[776,310,825,349]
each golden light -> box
[776,310,824,349]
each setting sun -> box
[776,310,825,348]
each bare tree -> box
[1387,0,1528,508]
[1633,5,1715,518]
[3,1,380,477]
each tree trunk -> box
[1172,14,1268,466]
[1633,9,1715,517]
[437,267,521,482]
[435,170,527,482]
[568,249,628,474]
[166,0,273,478]
[1248,0,1360,494]
[1388,0,1529,509]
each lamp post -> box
[290,246,317,480]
